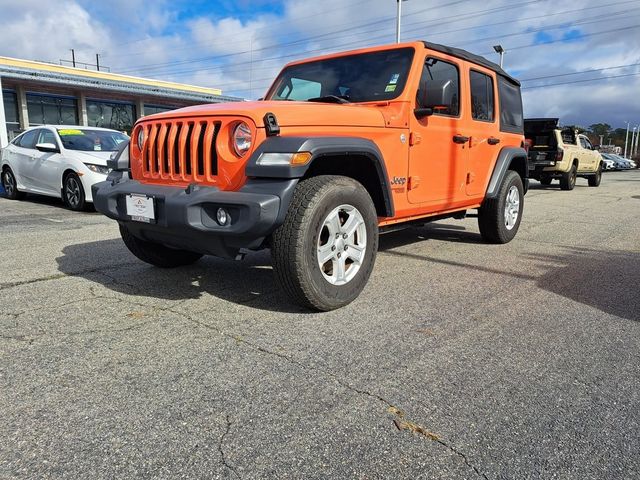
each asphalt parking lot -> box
[1,171,639,479]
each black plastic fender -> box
[485,147,529,198]
[245,136,394,217]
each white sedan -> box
[1,125,129,210]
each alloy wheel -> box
[504,185,520,231]
[3,171,16,197]
[316,204,367,286]
[65,177,81,208]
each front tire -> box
[588,164,602,187]
[559,163,577,191]
[271,175,378,311]
[63,172,87,211]
[2,168,25,200]
[478,170,523,244]
[119,224,203,267]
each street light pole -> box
[631,126,637,158]
[623,121,630,159]
[396,0,407,43]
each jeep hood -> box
[145,101,387,128]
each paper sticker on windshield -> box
[385,84,397,92]
[389,73,400,85]
[58,129,84,136]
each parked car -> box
[606,154,634,170]
[599,154,616,171]
[1,126,129,210]
[524,118,602,189]
[93,41,529,311]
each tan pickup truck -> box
[525,118,602,190]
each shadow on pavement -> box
[56,238,307,314]
[383,243,640,322]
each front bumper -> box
[92,175,297,258]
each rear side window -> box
[470,70,494,122]
[16,129,38,149]
[418,57,460,117]
[498,76,523,133]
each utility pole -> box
[633,124,639,156]
[623,121,630,159]
[96,53,100,72]
[631,126,637,158]
[396,0,407,43]
[70,49,76,67]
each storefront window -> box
[2,89,20,140]
[87,100,136,133]
[26,93,78,126]
[144,105,176,116]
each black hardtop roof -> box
[422,41,520,86]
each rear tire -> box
[588,164,602,187]
[119,224,203,267]
[478,170,523,244]
[2,168,25,200]
[271,175,378,311]
[560,163,577,190]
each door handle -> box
[488,137,501,145]
[453,135,469,144]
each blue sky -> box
[0,0,638,129]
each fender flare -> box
[245,136,394,217]
[485,146,529,199]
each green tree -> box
[588,123,612,136]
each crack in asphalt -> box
[3,266,489,478]
[0,262,134,291]
[219,414,241,479]
[172,309,489,480]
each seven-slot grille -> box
[140,120,221,182]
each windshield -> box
[57,128,129,152]
[266,47,415,103]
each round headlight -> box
[137,128,145,150]
[232,122,252,157]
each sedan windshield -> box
[57,128,129,152]
[266,47,415,103]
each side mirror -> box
[414,107,433,119]
[35,142,59,153]
[107,140,130,171]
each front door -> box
[408,55,468,209]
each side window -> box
[274,77,321,101]
[497,76,523,133]
[17,129,39,149]
[470,70,494,122]
[418,57,460,117]
[584,138,593,150]
[38,129,57,146]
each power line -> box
[522,72,640,89]
[152,21,640,84]
[520,62,640,82]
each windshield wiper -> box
[307,95,350,104]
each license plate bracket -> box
[125,194,156,223]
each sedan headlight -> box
[85,163,111,175]
[232,122,252,157]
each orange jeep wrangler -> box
[94,41,528,311]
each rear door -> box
[408,54,468,208]
[10,129,39,190]
[465,67,499,197]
